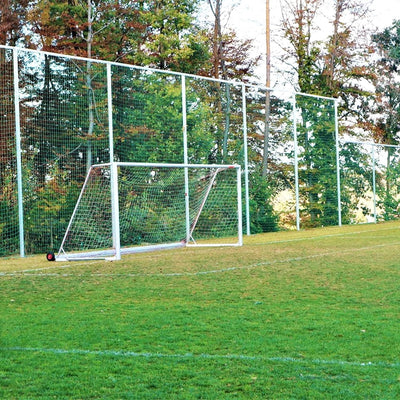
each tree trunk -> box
[262,0,271,177]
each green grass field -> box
[1,222,400,399]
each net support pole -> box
[372,144,377,223]
[107,64,121,259]
[107,62,114,163]
[241,84,250,236]
[293,94,300,231]
[13,48,25,257]
[181,75,191,243]
[111,162,121,260]
[237,165,243,245]
[335,99,342,227]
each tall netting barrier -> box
[0,47,19,256]
[243,90,340,230]
[18,51,110,254]
[111,66,184,163]
[185,77,244,165]
[2,47,252,257]
[294,94,338,228]
[375,145,400,221]
[339,141,374,223]
[10,45,400,258]
[244,86,295,230]
[340,141,400,223]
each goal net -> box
[55,162,242,261]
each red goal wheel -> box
[46,252,56,262]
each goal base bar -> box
[55,241,186,261]
[55,240,242,262]
[187,243,243,247]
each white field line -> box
[19,260,98,273]
[1,346,399,370]
[0,260,98,276]
[1,240,400,278]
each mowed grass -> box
[1,222,400,399]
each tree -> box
[27,0,209,72]
[278,0,376,227]
[372,20,400,145]
[280,0,335,226]
[0,0,31,46]
[138,0,207,71]
[28,0,210,168]
[263,0,271,177]
[370,20,400,220]
[280,0,373,98]
[280,0,323,93]
[202,0,261,163]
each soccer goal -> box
[53,162,243,261]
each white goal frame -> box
[56,162,243,261]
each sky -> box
[216,0,400,85]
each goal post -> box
[54,162,242,261]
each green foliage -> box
[370,22,400,222]
[27,0,209,72]
[248,171,278,233]
[373,20,400,68]
[0,0,271,257]
[0,201,19,256]
[113,68,185,163]
[295,95,339,227]
[186,79,245,165]
[376,149,400,221]
[372,23,400,142]
[119,169,187,245]
[338,143,373,223]
[16,52,110,253]
[138,0,206,71]
[23,163,81,254]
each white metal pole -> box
[110,162,236,169]
[372,144,377,223]
[335,100,342,227]
[182,76,191,243]
[13,48,25,257]
[111,162,121,260]
[107,62,114,163]
[293,94,300,231]
[242,84,250,236]
[107,63,121,259]
[182,75,188,165]
[237,165,243,245]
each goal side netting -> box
[55,162,242,261]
